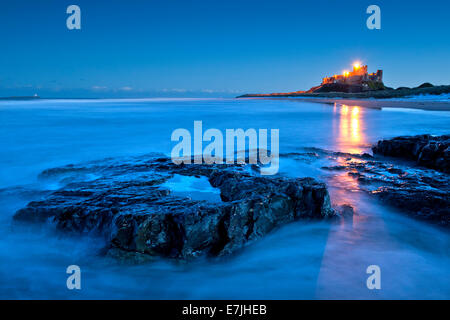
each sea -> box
[0,97,449,299]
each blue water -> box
[161,174,222,203]
[0,98,449,299]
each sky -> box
[0,0,449,98]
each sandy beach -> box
[264,98,450,111]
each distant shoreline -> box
[237,84,450,100]
[0,96,40,101]
[0,96,226,101]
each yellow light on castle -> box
[353,62,361,69]
[343,70,349,77]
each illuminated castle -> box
[321,63,383,86]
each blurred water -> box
[0,98,449,299]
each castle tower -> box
[376,70,383,82]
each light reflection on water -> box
[334,104,367,154]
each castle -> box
[321,63,383,87]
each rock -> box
[361,153,374,159]
[321,165,347,171]
[372,134,450,173]
[335,204,355,219]
[312,146,450,227]
[353,160,449,226]
[386,167,404,174]
[312,83,365,94]
[13,156,334,261]
[372,187,449,225]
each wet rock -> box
[13,156,334,261]
[321,165,347,171]
[352,160,449,225]
[386,167,404,174]
[372,187,449,225]
[372,134,450,173]
[335,204,355,219]
[313,146,449,227]
[361,153,374,160]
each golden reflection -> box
[337,104,366,154]
[341,105,349,115]
[325,105,371,231]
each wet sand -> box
[287,98,450,111]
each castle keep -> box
[322,63,383,88]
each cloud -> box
[119,86,133,91]
[161,88,188,93]
[159,88,243,94]
[92,85,108,91]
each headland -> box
[237,62,450,107]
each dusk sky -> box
[1,0,449,97]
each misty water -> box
[0,98,449,299]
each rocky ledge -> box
[13,156,334,261]
[315,134,449,227]
[372,134,450,173]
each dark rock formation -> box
[372,134,450,173]
[14,156,334,261]
[312,83,365,94]
[307,147,450,226]
[310,81,387,94]
[372,186,449,224]
[335,204,355,220]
